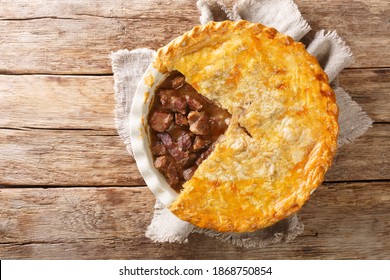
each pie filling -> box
[148,71,231,192]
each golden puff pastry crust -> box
[153,20,338,232]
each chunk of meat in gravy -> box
[154,155,168,170]
[151,142,167,156]
[177,132,193,151]
[171,76,185,89]
[188,111,210,135]
[196,145,214,165]
[183,166,197,181]
[179,153,198,168]
[186,96,203,111]
[160,90,187,114]
[168,146,189,162]
[149,111,173,132]
[193,136,211,151]
[157,133,175,148]
[154,156,179,186]
[175,113,188,126]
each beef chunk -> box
[170,96,187,114]
[168,146,189,162]
[157,133,174,149]
[151,142,167,156]
[160,91,187,114]
[149,111,173,132]
[192,136,211,151]
[188,111,209,135]
[175,113,188,126]
[171,75,185,89]
[196,145,214,165]
[179,153,198,168]
[183,166,197,181]
[177,132,193,151]
[154,155,168,170]
[154,156,179,186]
[158,132,191,161]
[186,96,203,111]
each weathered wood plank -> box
[0,75,116,130]
[0,129,144,186]
[0,124,388,186]
[296,0,390,68]
[0,17,195,75]
[0,68,388,132]
[0,0,200,19]
[338,68,390,123]
[0,182,389,259]
[0,0,388,74]
[326,123,389,182]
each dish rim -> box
[129,62,179,207]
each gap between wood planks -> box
[1,66,390,76]
[0,127,118,138]
[0,72,115,76]
[1,179,390,189]
[0,15,193,21]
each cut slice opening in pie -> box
[147,20,339,233]
[148,71,231,193]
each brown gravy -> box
[148,71,231,192]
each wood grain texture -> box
[0,75,116,130]
[296,0,390,68]
[0,183,389,259]
[0,124,388,186]
[325,124,390,182]
[0,0,389,74]
[338,68,390,123]
[0,68,388,132]
[0,15,195,75]
[0,129,143,186]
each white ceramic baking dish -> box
[129,62,179,207]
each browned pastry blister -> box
[149,20,338,232]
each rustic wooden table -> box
[0,0,389,259]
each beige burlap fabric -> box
[111,0,372,248]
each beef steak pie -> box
[147,20,338,232]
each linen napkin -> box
[111,0,373,248]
